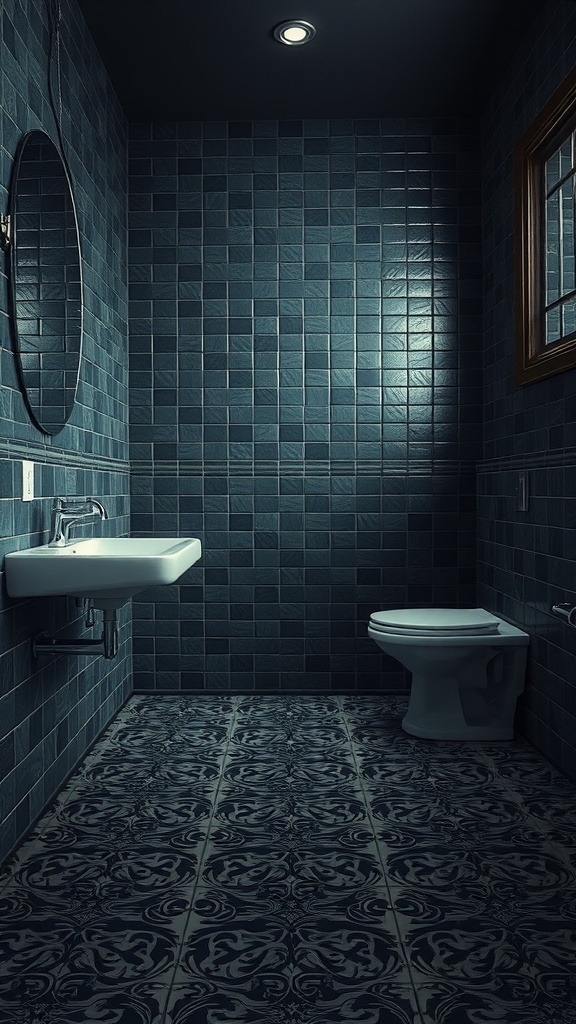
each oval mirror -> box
[8,130,83,435]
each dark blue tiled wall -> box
[0,0,130,862]
[128,118,483,691]
[480,0,576,778]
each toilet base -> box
[401,713,514,742]
[400,658,523,742]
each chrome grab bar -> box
[551,602,576,627]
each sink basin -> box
[5,536,202,610]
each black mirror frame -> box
[7,128,84,435]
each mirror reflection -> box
[9,130,83,435]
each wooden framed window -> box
[516,66,576,385]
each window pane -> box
[546,189,560,305]
[515,68,576,383]
[546,306,561,344]
[546,147,561,192]
[546,137,573,193]
[564,299,576,336]
[561,179,575,293]
[561,137,574,177]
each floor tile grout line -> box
[474,745,576,869]
[163,693,362,1019]
[158,694,243,1024]
[336,695,426,1022]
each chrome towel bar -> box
[551,602,576,627]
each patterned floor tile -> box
[0,865,192,1009]
[0,875,194,927]
[364,786,531,853]
[199,836,389,893]
[211,788,368,834]
[0,875,188,1005]
[1,695,576,1024]
[75,754,224,795]
[173,883,411,1008]
[126,694,236,722]
[199,843,293,889]
[4,844,201,906]
[204,819,379,859]
[165,981,423,1023]
[49,789,214,851]
[221,756,361,804]
[415,978,576,1023]
[234,695,341,723]
[339,693,410,725]
[479,743,575,787]
[193,880,398,925]
[0,980,168,1024]
[96,729,230,772]
[391,884,576,988]
[221,753,359,792]
[512,788,576,854]
[227,725,352,765]
[383,839,576,893]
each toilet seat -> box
[369,607,501,637]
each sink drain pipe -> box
[33,609,118,660]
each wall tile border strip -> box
[0,439,130,474]
[131,688,409,696]
[130,459,478,478]
[477,449,576,473]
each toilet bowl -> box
[367,607,530,741]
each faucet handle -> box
[52,496,107,516]
[86,498,108,519]
[52,496,86,511]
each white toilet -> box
[367,607,530,741]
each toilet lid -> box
[369,607,501,635]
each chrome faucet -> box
[49,497,108,547]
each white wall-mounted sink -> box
[5,537,202,610]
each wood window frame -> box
[515,65,576,385]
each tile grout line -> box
[475,744,576,869]
[336,695,426,1023]
[158,692,243,1023]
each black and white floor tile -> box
[1,694,575,1023]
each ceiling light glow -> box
[274,20,316,46]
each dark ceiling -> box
[76,0,546,121]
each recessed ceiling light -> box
[273,20,316,46]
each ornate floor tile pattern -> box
[0,695,576,1023]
